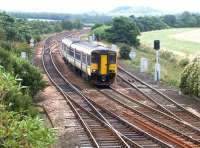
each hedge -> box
[180,56,200,97]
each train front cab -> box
[90,50,117,86]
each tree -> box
[72,19,83,29]
[61,20,73,30]
[179,11,197,27]
[163,15,177,27]
[119,44,131,59]
[106,16,140,46]
[134,16,168,32]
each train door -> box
[100,54,108,75]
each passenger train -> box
[60,38,117,86]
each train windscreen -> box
[109,53,116,64]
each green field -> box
[140,28,200,57]
[123,28,200,87]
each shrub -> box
[34,35,42,42]
[91,25,111,41]
[0,67,32,112]
[0,48,46,97]
[0,105,55,148]
[180,56,200,97]
[119,44,131,59]
[179,58,189,67]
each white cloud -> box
[0,0,199,13]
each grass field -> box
[123,28,200,87]
[140,28,200,57]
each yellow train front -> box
[90,49,117,86]
[61,38,117,86]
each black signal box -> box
[154,40,160,50]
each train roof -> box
[62,38,115,54]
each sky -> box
[0,0,200,13]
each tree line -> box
[132,11,200,32]
[91,11,200,47]
[9,12,112,23]
[0,12,83,55]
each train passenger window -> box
[66,46,69,54]
[109,53,116,64]
[82,54,86,64]
[91,53,98,63]
[75,50,81,60]
[87,55,91,65]
[69,48,74,56]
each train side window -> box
[109,53,116,64]
[87,55,91,65]
[91,53,98,63]
[66,45,69,54]
[82,54,86,64]
[69,48,74,57]
[75,50,81,60]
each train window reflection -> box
[109,54,116,64]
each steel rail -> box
[42,37,99,148]
[100,88,200,145]
[51,44,173,147]
[118,65,200,121]
[49,45,130,148]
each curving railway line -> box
[42,32,172,147]
[40,30,200,148]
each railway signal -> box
[129,47,136,60]
[154,40,161,81]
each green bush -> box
[180,56,200,97]
[179,58,189,67]
[119,44,131,59]
[0,48,46,97]
[34,35,42,42]
[0,67,33,112]
[91,25,111,41]
[0,105,55,148]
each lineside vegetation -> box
[0,12,61,147]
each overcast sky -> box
[0,0,200,13]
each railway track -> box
[53,42,200,147]
[117,66,200,128]
[42,32,172,147]
[98,88,200,146]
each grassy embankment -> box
[122,28,200,87]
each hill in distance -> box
[109,6,163,16]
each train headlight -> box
[92,69,96,72]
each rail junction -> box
[39,30,200,148]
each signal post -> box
[154,40,161,82]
